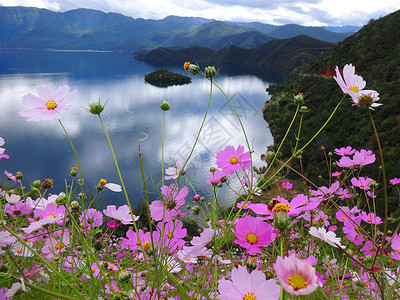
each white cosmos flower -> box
[309,226,345,249]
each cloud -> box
[0,0,398,25]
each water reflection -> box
[0,50,274,208]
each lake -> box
[0,49,276,209]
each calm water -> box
[0,49,276,208]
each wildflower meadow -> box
[1,62,400,299]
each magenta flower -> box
[274,254,319,296]
[343,216,364,245]
[351,176,373,190]
[334,146,356,156]
[107,220,119,229]
[390,178,400,185]
[149,184,188,221]
[0,137,9,159]
[19,85,77,121]
[231,215,274,254]
[281,181,293,190]
[331,171,342,177]
[216,145,251,175]
[217,265,280,300]
[103,205,139,225]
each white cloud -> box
[0,0,398,25]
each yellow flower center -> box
[287,274,308,290]
[55,243,64,250]
[49,214,56,218]
[99,179,107,186]
[142,240,151,251]
[230,157,239,164]
[183,62,190,72]
[46,100,58,110]
[348,85,359,93]
[245,232,258,244]
[166,264,171,268]
[364,282,369,287]
[17,248,23,254]
[167,232,174,239]
[243,292,256,300]
[273,203,290,213]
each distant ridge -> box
[136,35,334,74]
[0,6,356,52]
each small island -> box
[144,69,191,87]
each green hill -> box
[263,10,400,210]
[136,35,333,76]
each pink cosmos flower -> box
[332,171,342,177]
[165,156,189,180]
[121,228,160,252]
[103,205,139,225]
[79,208,103,230]
[157,219,187,252]
[360,211,382,225]
[4,170,19,183]
[231,215,274,254]
[337,149,376,168]
[334,64,366,96]
[274,254,319,296]
[282,181,293,190]
[336,188,351,200]
[216,145,251,175]
[19,85,77,121]
[390,178,400,185]
[343,216,364,246]
[217,265,280,300]
[351,176,373,190]
[183,227,215,256]
[5,193,21,204]
[149,184,188,221]
[334,146,356,156]
[205,169,227,186]
[3,201,33,217]
[0,137,9,159]
[390,233,400,260]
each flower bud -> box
[15,172,23,180]
[42,178,54,189]
[193,194,201,202]
[160,100,171,111]
[299,105,309,113]
[70,167,78,177]
[88,99,106,115]
[32,180,42,189]
[70,200,80,212]
[183,62,199,75]
[118,270,131,282]
[205,66,217,78]
[273,203,291,231]
[96,179,107,191]
[369,180,379,189]
[210,167,216,173]
[246,257,258,271]
[192,205,200,215]
[293,93,304,105]
[186,204,191,209]
[55,195,68,206]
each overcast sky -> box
[1,0,399,26]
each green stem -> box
[6,274,79,300]
[1,224,85,299]
[58,120,84,195]
[161,110,166,186]
[261,96,344,189]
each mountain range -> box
[0,6,358,52]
